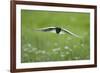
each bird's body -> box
[55,27,61,34]
[34,27,80,38]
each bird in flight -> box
[34,27,80,38]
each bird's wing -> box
[61,28,80,38]
[35,27,56,32]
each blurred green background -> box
[21,9,90,63]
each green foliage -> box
[21,10,90,63]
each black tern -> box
[35,27,80,38]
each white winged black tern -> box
[34,27,79,38]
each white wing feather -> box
[62,28,80,38]
[34,27,56,33]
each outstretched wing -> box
[61,28,80,38]
[35,27,56,32]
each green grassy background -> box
[21,10,90,63]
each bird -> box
[34,27,80,38]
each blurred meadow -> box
[21,9,90,63]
